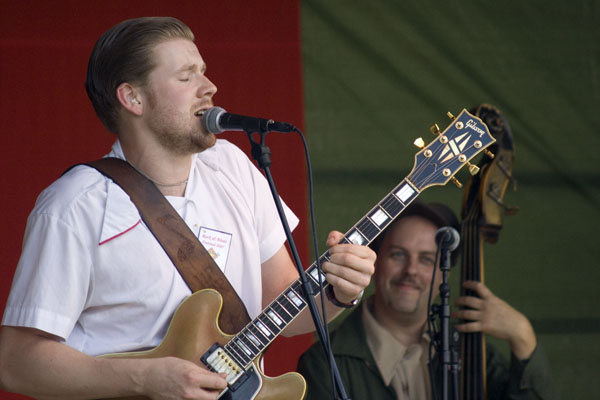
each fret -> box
[291,281,310,299]
[298,271,320,294]
[232,337,254,361]
[346,228,367,246]
[247,324,269,346]
[225,341,249,366]
[369,207,391,228]
[245,330,264,349]
[285,287,307,310]
[277,295,300,318]
[337,237,351,244]
[271,299,293,323]
[380,194,404,217]
[394,181,417,203]
[265,306,285,328]
[318,252,331,267]
[308,266,326,287]
[259,312,281,334]
[239,331,260,354]
[254,320,273,341]
[355,217,380,243]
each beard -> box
[145,91,216,155]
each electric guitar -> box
[102,109,495,400]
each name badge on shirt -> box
[198,227,232,271]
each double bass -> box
[459,104,518,400]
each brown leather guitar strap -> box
[82,157,251,334]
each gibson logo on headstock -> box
[466,119,486,136]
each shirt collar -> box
[362,298,430,386]
[97,140,221,245]
[98,140,141,245]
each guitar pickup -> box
[201,343,245,385]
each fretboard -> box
[221,178,421,369]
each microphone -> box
[435,226,460,252]
[201,106,296,134]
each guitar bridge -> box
[201,343,245,386]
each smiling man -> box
[298,201,557,400]
[0,17,375,399]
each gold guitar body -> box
[101,289,306,400]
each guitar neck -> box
[219,108,495,370]
[222,178,421,369]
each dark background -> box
[302,1,599,398]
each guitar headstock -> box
[408,109,495,191]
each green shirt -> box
[297,300,558,400]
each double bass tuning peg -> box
[487,183,520,216]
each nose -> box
[402,257,418,276]
[198,73,217,99]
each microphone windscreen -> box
[435,226,460,252]
[201,106,226,134]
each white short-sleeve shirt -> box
[2,139,298,356]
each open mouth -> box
[194,110,205,117]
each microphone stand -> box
[436,241,460,400]
[243,128,351,400]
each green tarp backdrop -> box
[301,1,599,398]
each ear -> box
[116,82,143,116]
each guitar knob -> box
[484,149,495,159]
[429,124,441,135]
[446,111,455,121]
[413,137,425,149]
[451,177,463,188]
[467,162,480,175]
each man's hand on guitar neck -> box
[322,230,376,305]
[272,230,376,337]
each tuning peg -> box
[484,149,495,159]
[504,205,520,216]
[413,137,425,149]
[488,185,520,216]
[451,177,462,188]
[446,112,455,121]
[429,124,441,135]
[467,162,480,175]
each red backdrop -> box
[0,1,311,398]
